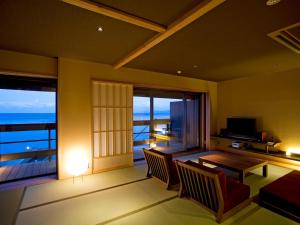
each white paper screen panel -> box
[92,81,133,158]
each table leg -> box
[263,165,268,177]
[198,159,204,165]
[239,171,245,183]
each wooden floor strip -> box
[0,161,56,182]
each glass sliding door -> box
[133,88,203,160]
[154,97,185,150]
[185,94,200,149]
[133,96,151,160]
[0,75,57,183]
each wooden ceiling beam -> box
[61,0,166,33]
[113,0,226,69]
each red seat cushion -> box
[184,160,227,198]
[149,149,179,184]
[224,177,250,212]
[259,170,300,217]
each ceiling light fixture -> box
[177,70,182,74]
[97,26,104,32]
[266,0,281,6]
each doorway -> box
[133,88,203,160]
[0,75,57,183]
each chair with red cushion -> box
[143,148,179,189]
[176,160,251,223]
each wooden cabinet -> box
[210,136,279,153]
[210,136,300,170]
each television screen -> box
[227,118,257,138]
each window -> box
[0,75,57,183]
[133,96,151,160]
[133,88,204,160]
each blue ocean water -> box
[0,112,169,155]
[133,112,169,141]
[0,113,56,125]
[133,112,169,121]
[0,113,56,155]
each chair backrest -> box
[143,149,171,184]
[176,160,225,214]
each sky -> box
[0,90,181,114]
[133,96,182,113]
[0,89,56,113]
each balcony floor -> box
[0,160,56,183]
[0,152,297,225]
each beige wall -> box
[58,57,218,179]
[0,49,57,77]
[218,70,300,152]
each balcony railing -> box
[133,119,171,146]
[0,123,57,182]
[0,123,57,163]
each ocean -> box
[0,113,56,166]
[133,112,169,141]
[0,113,56,155]
[0,112,170,155]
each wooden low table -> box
[199,151,268,183]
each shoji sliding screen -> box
[92,81,133,172]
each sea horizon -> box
[0,112,169,156]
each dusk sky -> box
[0,89,182,114]
[134,96,182,113]
[0,89,56,113]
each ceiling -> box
[0,0,299,81]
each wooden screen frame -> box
[91,80,133,172]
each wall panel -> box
[92,80,133,172]
[218,72,300,152]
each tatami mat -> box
[0,188,24,225]
[21,163,147,209]
[106,198,298,225]
[16,179,177,225]
[244,164,291,196]
[1,152,297,225]
[20,152,205,209]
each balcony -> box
[133,119,185,160]
[0,123,57,183]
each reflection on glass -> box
[133,96,151,160]
[154,97,185,150]
[133,96,150,121]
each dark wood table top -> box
[199,151,267,172]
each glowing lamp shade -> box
[66,150,89,176]
[286,147,300,156]
[150,142,157,148]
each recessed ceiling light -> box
[97,26,104,32]
[266,0,281,6]
[177,70,182,74]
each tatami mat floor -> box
[0,152,297,225]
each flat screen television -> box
[227,118,257,139]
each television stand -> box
[225,135,257,142]
[211,135,279,153]
[210,135,300,170]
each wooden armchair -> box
[176,160,251,223]
[143,148,179,189]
